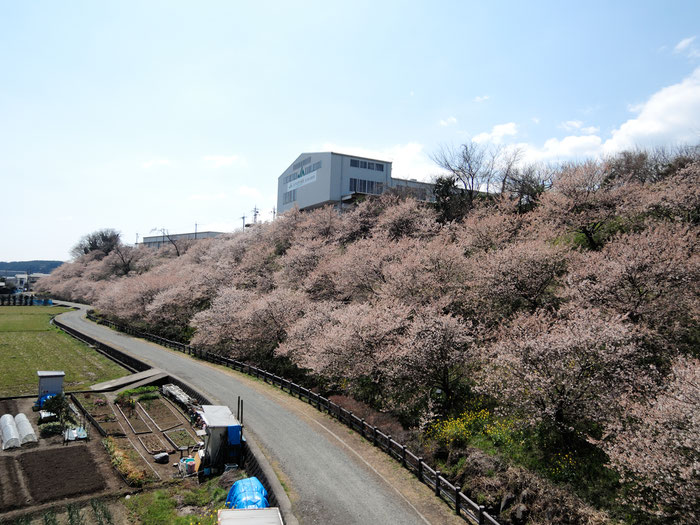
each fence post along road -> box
[54,304,502,525]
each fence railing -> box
[0,294,52,306]
[87,313,502,525]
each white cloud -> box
[472,122,518,144]
[673,36,700,59]
[320,142,443,182]
[520,135,604,163]
[603,67,700,153]
[473,95,490,103]
[439,116,458,127]
[516,68,700,163]
[674,36,696,53]
[531,117,541,124]
[203,155,241,168]
[142,158,172,168]
[558,120,598,134]
[560,120,583,131]
[190,193,228,202]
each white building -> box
[141,231,223,249]
[277,152,435,214]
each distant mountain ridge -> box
[0,260,64,275]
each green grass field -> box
[0,306,128,396]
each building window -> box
[293,157,311,170]
[283,189,297,204]
[349,178,384,195]
[375,163,384,172]
[360,160,367,169]
[350,159,359,168]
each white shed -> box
[37,371,65,398]
[196,405,242,467]
[217,508,284,525]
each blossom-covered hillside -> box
[39,149,699,524]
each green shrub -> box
[137,392,160,402]
[39,421,63,437]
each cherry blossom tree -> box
[478,309,654,438]
[602,356,700,523]
[374,197,440,241]
[191,288,308,364]
[390,306,476,417]
[539,160,625,250]
[566,222,699,355]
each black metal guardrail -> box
[88,314,501,525]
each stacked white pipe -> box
[14,413,37,445]
[0,413,21,450]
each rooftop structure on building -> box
[141,231,223,249]
[277,152,436,214]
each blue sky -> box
[2,1,699,261]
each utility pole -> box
[135,233,139,246]
[272,206,276,220]
[252,205,259,224]
[241,215,246,230]
[194,222,198,240]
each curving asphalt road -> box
[56,305,456,525]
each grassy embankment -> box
[0,306,126,396]
[124,478,231,525]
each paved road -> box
[57,306,443,525]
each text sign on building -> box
[287,170,317,191]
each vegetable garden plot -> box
[74,393,112,417]
[115,404,151,434]
[98,421,126,436]
[0,455,26,512]
[139,397,182,431]
[164,428,197,449]
[104,437,159,486]
[137,433,169,454]
[18,446,106,503]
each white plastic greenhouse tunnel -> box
[14,413,38,445]
[1,413,21,450]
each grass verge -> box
[0,306,127,396]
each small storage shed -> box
[1,414,21,450]
[14,413,37,445]
[37,371,65,398]
[196,405,242,467]
[217,508,283,525]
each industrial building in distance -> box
[141,231,223,249]
[277,152,436,214]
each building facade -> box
[141,231,223,249]
[277,152,435,214]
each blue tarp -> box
[225,477,269,509]
[36,394,55,408]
